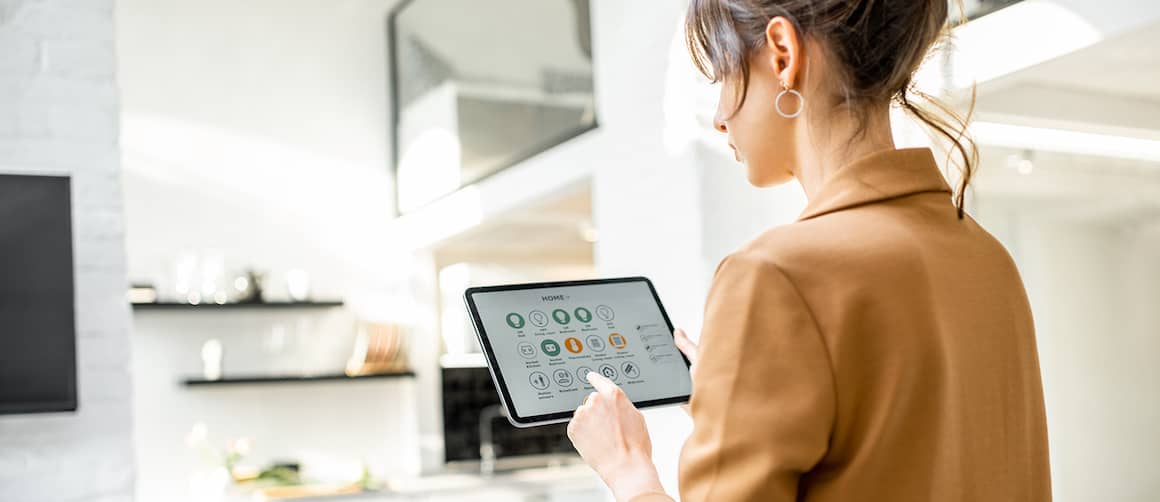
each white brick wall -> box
[0,0,135,501]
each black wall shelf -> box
[133,300,344,311]
[182,371,415,387]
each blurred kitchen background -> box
[0,0,1158,501]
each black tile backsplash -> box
[441,366,575,462]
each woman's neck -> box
[793,109,897,200]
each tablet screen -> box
[467,278,691,423]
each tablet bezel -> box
[463,276,691,427]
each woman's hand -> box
[674,327,699,372]
[568,371,666,501]
[673,328,699,415]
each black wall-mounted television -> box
[0,174,77,415]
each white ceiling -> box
[970,20,1160,229]
[976,20,1160,133]
[1010,21,1160,101]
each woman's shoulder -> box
[720,208,1019,295]
[724,217,866,271]
[719,211,947,285]
[708,223,832,293]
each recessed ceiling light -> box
[1004,152,1034,175]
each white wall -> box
[977,202,1160,502]
[131,309,420,499]
[114,1,433,499]
[116,0,407,307]
[0,0,135,501]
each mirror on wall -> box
[389,0,597,214]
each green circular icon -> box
[574,307,592,323]
[552,308,570,325]
[505,312,525,329]
[541,339,561,357]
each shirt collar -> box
[797,147,953,221]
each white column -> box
[589,0,805,495]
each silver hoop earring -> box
[775,88,804,119]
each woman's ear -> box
[764,16,802,88]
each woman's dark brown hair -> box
[685,0,977,218]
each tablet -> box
[464,277,692,427]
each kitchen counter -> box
[234,463,605,502]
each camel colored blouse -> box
[632,148,1051,502]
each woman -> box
[566,0,1052,501]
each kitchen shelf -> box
[133,300,344,310]
[182,371,415,387]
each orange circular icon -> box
[608,333,627,349]
[564,337,584,354]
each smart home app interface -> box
[473,281,692,418]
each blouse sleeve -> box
[677,253,836,501]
